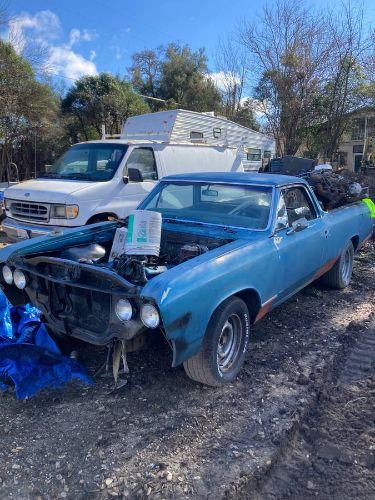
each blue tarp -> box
[0,292,92,399]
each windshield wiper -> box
[60,173,92,180]
[39,173,62,179]
[162,217,235,232]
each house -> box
[336,106,375,172]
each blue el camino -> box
[0,172,373,386]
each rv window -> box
[190,131,204,140]
[213,128,221,139]
[125,147,158,181]
[247,148,261,161]
[264,150,272,159]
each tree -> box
[130,48,162,103]
[0,40,60,179]
[232,99,259,130]
[62,73,150,141]
[240,0,333,155]
[316,3,371,160]
[129,43,222,112]
[214,35,248,122]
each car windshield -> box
[141,181,273,230]
[40,143,128,181]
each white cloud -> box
[8,10,61,52]
[68,28,98,48]
[209,71,241,91]
[48,46,98,80]
[6,10,98,81]
[110,44,124,60]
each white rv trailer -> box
[122,109,275,172]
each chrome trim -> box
[2,217,70,241]
[271,184,323,235]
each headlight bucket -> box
[51,204,79,219]
[2,265,13,284]
[140,303,160,329]
[115,299,133,322]
[13,269,27,289]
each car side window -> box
[125,148,158,181]
[275,192,289,230]
[282,186,317,225]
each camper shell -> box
[122,109,275,171]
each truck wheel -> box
[321,241,354,289]
[183,297,250,386]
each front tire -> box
[183,297,250,386]
[321,240,354,289]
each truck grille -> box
[8,199,50,222]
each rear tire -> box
[183,297,250,386]
[321,240,354,289]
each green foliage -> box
[130,43,222,112]
[0,40,61,179]
[62,73,149,141]
[229,99,259,130]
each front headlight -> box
[115,299,133,322]
[140,303,160,329]
[2,265,13,284]
[51,204,79,219]
[13,269,27,289]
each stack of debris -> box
[302,170,369,210]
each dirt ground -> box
[0,242,374,499]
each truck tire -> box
[183,297,250,386]
[321,240,354,289]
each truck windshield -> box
[141,181,273,230]
[40,143,128,181]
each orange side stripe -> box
[255,295,277,323]
[312,257,339,281]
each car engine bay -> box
[29,228,233,285]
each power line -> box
[43,70,176,105]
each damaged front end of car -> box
[0,219,234,375]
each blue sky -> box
[6,0,375,85]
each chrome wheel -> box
[217,313,242,373]
[342,247,352,285]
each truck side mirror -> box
[286,218,309,235]
[128,167,143,182]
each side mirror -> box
[128,167,143,182]
[286,218,309,235]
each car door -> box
[272,185,327,301]
[113,147,159,218]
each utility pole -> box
[34,130,37,179]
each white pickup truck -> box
[2,140,244,241]
[2,110,275,241]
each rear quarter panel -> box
[323,202,373,261]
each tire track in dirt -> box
[246,318,375,500]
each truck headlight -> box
[13,269,27,289]
[2,265,13,284]
[140,303,160,329]
[115,299,133,322]
[51,204,79,219]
